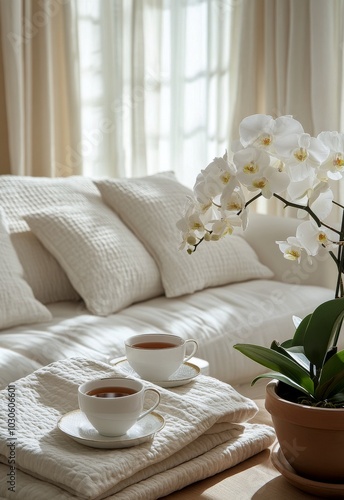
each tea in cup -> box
[125,333,198,381]
[78,377,160,436]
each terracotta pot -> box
[265,380,344,483]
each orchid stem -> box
[272,194,341,235]
[335,210,344,299]
[243,192,263,211]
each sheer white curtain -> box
[0,0,81,176]
[77,0,344,217]
[229,0,344,217]
[76,0,232,186]
[230,0,344,135]
[1,0,344,216]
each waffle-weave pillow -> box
[0,176,162,307]
[0,176,96,304]
[0,208,52,330]
[94,173,274,297]
[24,203,163,316]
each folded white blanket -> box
[0,358,275,499]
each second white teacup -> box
[125,333,198,381]
[78,377,160,436]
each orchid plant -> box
[177,114,344,406]
[177,113,344,298]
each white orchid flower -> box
[287,174,317,202]
[176,198,206,250]
[194,154,237,203]
[255,166,290,198]
[288,180,334,221]
[193,172,212,207]
[317,131,344,180]
[277,237,306,263]
[210,214,243,240]
[308,184,334,220]
[277,133,330,182]
[234,147,270,184]
[230,138,245,153]
[295,220,338,256]
[239,114,304,153]
[233,147,290,198]
[220,183,246,214]
[246,168,289,199]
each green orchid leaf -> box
[233,343,314,394]
[251,372,314,398]
[328,392,344,405]
[271,341,310,372]
[283,348,310,372]
[292,313,312,346]
[303,297,344,369]
[316,350,344,400]
[319,373,344,402]
[270,340,283,352]
[280,339,293,348]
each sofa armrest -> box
[242,213,336,291]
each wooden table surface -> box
[163,400,317,500]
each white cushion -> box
[24,203,164,316]
[94,173,274,297]
[9,231,80,304]
[0,208,52,330]
[0,176,96,304]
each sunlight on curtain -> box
[229,0,344,220]
[0,0,81,176]
[76,0,232,186]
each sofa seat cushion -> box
[0,208,52,330]
[94,173,274,297]
[0,279,334,389]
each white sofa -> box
[0,174,336,393]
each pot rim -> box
[265,380,344,429]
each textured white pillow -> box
[94,173,274,297]
[24,204,163,316]
[0,208,52,330]
[9,231,80,305]
[0,176,99,304]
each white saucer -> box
[271,444,344,498]
[57,410,165,449]
[110,359,200,387]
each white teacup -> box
[78,377,160,437]
[125,333,198,381]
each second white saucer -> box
[111,358,200,387]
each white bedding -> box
[0,279,334,390]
